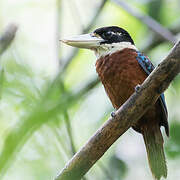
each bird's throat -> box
[94,42,137,59]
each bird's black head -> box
[61,26,136,58]
[93,26,134,45]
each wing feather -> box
[136,51,169,136]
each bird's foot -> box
[135,84,141,92]
[111,111,116,118]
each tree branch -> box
[111,0,177,44]
[55,41,180,180]
[143,22,180,53]
[0,24,18,56]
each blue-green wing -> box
[136,51,169,136]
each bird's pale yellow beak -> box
[60,33,103,49]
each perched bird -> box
[61,26,169,180]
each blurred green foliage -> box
[108,155,128,179]
[0,0,179,180]
[166,121,180,159]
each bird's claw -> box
[135,84,141,92]
[111,111,116,118]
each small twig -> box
[143,22,180,53]
[56,0,81,160]
[55,41,180,180]
[53,126,71,159]
[111,0,177,44]
[56,79,77,155]
[64,110,76,155]
[0,24,18,56]
[64,109,87,180]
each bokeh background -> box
[0,0,180,179]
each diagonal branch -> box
[55,41,180,180]
[111,0,177,44]
[143,23,180,53]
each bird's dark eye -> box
[105,32,112,36]
[102,31,113,39]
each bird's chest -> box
[96,49,147,109]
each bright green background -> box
[0,0,180,179]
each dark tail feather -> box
[142,126,167,180]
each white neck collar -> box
[94,42,137,59]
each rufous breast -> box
[96,48,147,109]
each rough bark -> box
[55,41,180,180]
